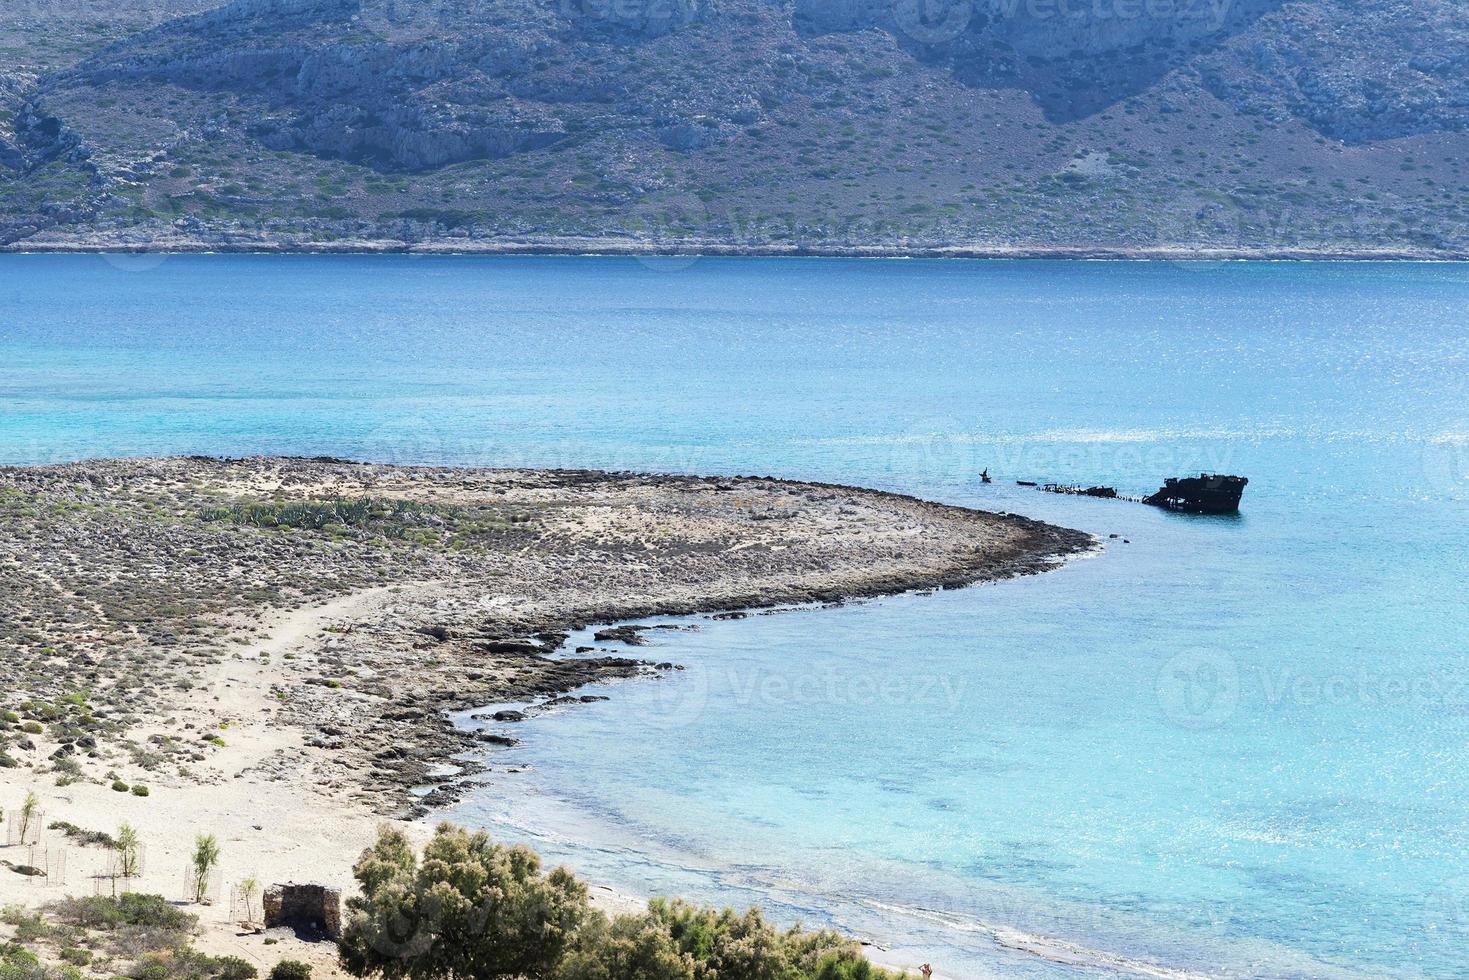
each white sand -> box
[0,595,418,978]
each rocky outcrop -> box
[1198,0,1469,143]
[13,105,91,169]
[815,0,1469,139]
[797,0,1281,51]
[797,0,1290,119]
[566,0,711,39]
[255,99,567,169]
[49,0,707,171]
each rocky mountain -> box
[1,0,1466,254]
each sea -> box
[3,254,1467,978]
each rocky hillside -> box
[1,0,1466,255]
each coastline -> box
[441,599,1245,980]
[1,236,1464,262]
[0,456,1091,979]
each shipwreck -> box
[1142,474,1248,514]
[1040,484,1118,499]
[1024,473,1249,514]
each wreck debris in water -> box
[1024,474,1249,513]
[1142,474,1248,514]
[1040,484,1120,499]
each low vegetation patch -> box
[46,822,115,848]
[49,893,196,952]
[198,498,452,538]
[340,824,909,980]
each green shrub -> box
[131,957,170,980]
[0,942,44,980]
[338,827,908,980]
[556,900,903,980]
[111,780,129,793]
[129,949,253,980]
[339,824,588,980]
[8,910,49,944]
[50,894,195,936]
[131,785,150,797]
[58,949,92,967]
[48,821,115,848]
[211,957,257,980]
[199,498,450,539]
[266,962,310,980]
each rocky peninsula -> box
[0,456,1092,978]
[0,456,1090,816]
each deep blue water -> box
[4,255,1468,978]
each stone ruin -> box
[263,882,342,940]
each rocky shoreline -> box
[0,456,1092,819]
[2,238,1462,262]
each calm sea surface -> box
[3,255,1468,978]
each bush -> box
[338,827,910,980]
[118,894,193,933]
[557,900,902,980]
[339,824,589,980]
[0,942,44,980]
[50,894,195,936]
[131,785,150,797]
[111,780,129,793]
[267,962,310,980]
[130,950,254,980]
[2,909,49,944]
[48,821,115,848]
[211,957,256,980]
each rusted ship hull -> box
[1142,474,1248,514]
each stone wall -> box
[263,882,342,939]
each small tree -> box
[17,790,40,843]
[238,875,261,925]
[338,824,590,980]
[116,823,142,879]
[190,833,220,904]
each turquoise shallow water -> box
[3,256,1469,978]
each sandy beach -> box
[0,456,1090,979]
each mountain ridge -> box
[2,0,1467,255]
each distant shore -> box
[1,236,1463,262]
